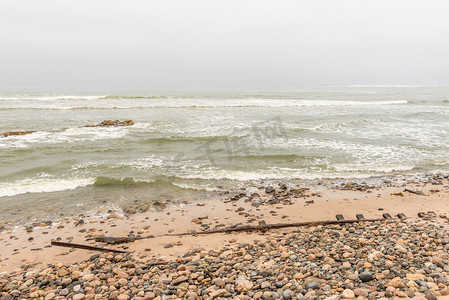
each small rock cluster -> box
[2,219,449,299]
[334,182,375,192]
[122,201,150,216]
[333,174,449,192]
[84,120,134,127]
[225,184,312,208]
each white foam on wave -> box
[289,100,408,106]
[0,126,129,148]
[109,156,168,170]
[344,85,443,88]
[0,99,408,110]
[294,119,379,132]
[170,182,221,192]
[0,95,105,101]
[269,137,447,162]
[102,147,428,182]
[171,164,413,181]
[62,126,129,140]
[0,177,95,198]
[332,164,415,173]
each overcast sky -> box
[1,0,449,88]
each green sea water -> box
[1,86,448,225]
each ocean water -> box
[1,86,448,225]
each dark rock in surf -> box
[1,131,36,138]
[84,120,134,127]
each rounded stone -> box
[353,288,368,297]
[73,294,85,300]
[342,289,355,299]
[358,271,374,282]
[425,292,438,300]
[283,289,293,300]
[59,289,69,296]
[305,282,319,290]
[144,292,155,300]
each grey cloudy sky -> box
[1,0,449,88]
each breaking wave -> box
[0,99,408,110]
[0,177,95,198]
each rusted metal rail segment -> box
[94,217,387,245]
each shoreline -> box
[1,172,448,230]
[1,175,448,273]
[1,175,449,298]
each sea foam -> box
[0,178,95,198]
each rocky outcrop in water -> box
[84,120,134,127]
[1,120,134,138]
[1,131,36,138]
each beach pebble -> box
[235,279,253,292]
[305,282,319,290]
[212,278,225,287]
[59,289,69,296]
[210,289,227,298]
[282,289,294,299]
[425,292,438,300]
[144,292,155,299]
[342,289,355,299]
[172,275,188,285]
[353,288,368,297]
[359,271,373,282]
[72,294,85,300]
[406,273,425,281]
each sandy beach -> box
[1,175,449,299]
